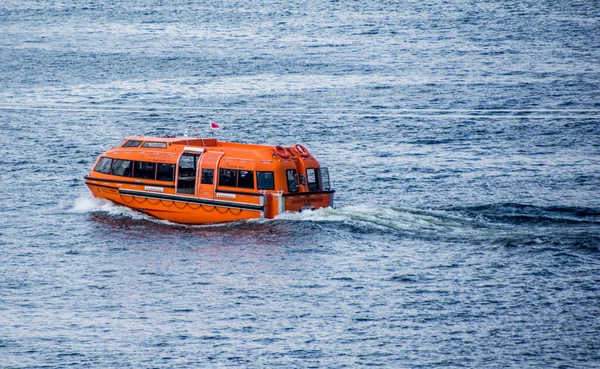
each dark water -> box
[1,1,600,368]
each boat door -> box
[176,151,202,195]
[197,151,224,199]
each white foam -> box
[70,193,150,220]
[70,192,108,213]
[276,206,348,222]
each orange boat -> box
[84,136,334,224]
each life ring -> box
[273,145,290,159]
[293,144,309,157]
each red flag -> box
[210,121,220,130]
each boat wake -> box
[277,204,600,249]
[71,194,599,249]
[277,204,482,236]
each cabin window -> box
[257,171,275,190]
[141,141,167,148]
[134,161,156,180]
[157,163,175,182]
[238,170,254,189]
[111,159,133,177]
[306,168,319,191]
[123,140,142,147]
[286,169,299,192]
[201,168,214,185]
[218,169,237,187]
[94,157,112,174]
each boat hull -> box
[86,181,333,224]
[86,183,262,224]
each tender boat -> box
[84,136,334,224]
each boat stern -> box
[264,190,334,218]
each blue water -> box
[1,1,600,368]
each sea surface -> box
[1,1,600,368]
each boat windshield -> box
[111,139,126,149]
